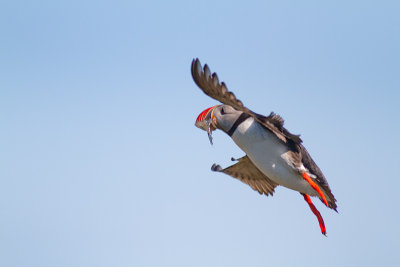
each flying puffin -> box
[192,58,337,235]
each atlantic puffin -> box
[192,58,337,235]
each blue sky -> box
[1,1,399,266]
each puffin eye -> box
[221,107,225,115]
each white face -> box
[212,105,243,134]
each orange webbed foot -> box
[303,193,327,236]
[302,172,329,207]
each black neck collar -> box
[227,113,251,137]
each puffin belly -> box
[246,144,317,196]
[232,118,317,195]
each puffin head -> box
[195,105,243,136]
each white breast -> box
[231,117,317,196]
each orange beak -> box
[195,106,218,131]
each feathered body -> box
[232,115,331,197]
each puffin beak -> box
[195,105,218,145]
[195,106,218,131]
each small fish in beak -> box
[195,106,218,145]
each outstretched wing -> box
[211,156,278,196]
[191,58,302,145]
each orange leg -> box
[302,172,329,207]
[303,193,327,236]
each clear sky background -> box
[1,1,400,266]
